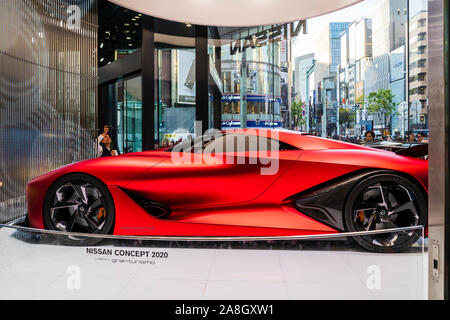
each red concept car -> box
[26,129,428,252]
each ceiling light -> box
[100,57,104,62]
[124,23,130,26]
[132,18,136,21]
[134,23,139,26]
[186,23,192,27]
[100,43,104,48]
[128,43,133,46]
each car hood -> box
[28,151,170,188]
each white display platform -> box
[0,225,427,300]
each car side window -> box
[170,133,299,154]
[202,134,298,154]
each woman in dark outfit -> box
[99,134,118,157]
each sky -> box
[292,0,375,63]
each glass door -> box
[154,47,196,148]
[116,75,142,154]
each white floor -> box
[0,227,427,300]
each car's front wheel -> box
[344,174,427,253]
[43,173,115,245]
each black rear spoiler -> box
[395,144,428,158]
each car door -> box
[125,133,302,210]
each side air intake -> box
[122,190,172,219]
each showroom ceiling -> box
[107,0,363,27]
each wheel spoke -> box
[49,180,110,238]
[354,207,377,213]
[71,184,88,205]
[83,214,101,230]
[354,199,378,210]
[66,214,77,232]
[365,214,376,231]
[378,185,392,210]
[381,219,399,230]
[391,201,418,216]
[51,202,79,210]
[88,198,103,212]
[389,200,420,226]
[383,234,399,247]
[352,180,423,250]
[55,221,67,232]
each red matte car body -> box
[26,130,428,237]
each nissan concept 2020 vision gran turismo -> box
[26,130,428,252]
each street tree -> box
[339,107,356,135]
[363,89,399,135]
[291,100,307,130]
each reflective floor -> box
[0,224,427,300]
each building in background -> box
[364,0,428,136]
[294,53,315,131]
[408,1,428,130]
[220,26,285,129]
[314,22,351,136]
[338,18,372,136]
[315,22,352,77]
[365,0,408,134]
[294,0,428,138]
[294,53,315,103]
[389,45,407,136]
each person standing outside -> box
[97,125,111,157]
[363,130,375,144]
[99,134,118,157]
[417,132,429,143]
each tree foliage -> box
[360,89,399,134]
[291,100,306,129]
[365,89,399,118]
[339,107,355,129]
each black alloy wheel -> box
[43,174,115,245]
[344,174,427,253]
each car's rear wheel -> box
[344,174,427,253]
[43,174,115,245]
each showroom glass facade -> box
[97,1,302,147]
[0,0,98,223]
[98,0,430,149]
[209,26,287,129]
[117,76,143,153]
[98,74,144,153]
[154,46,197,145]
